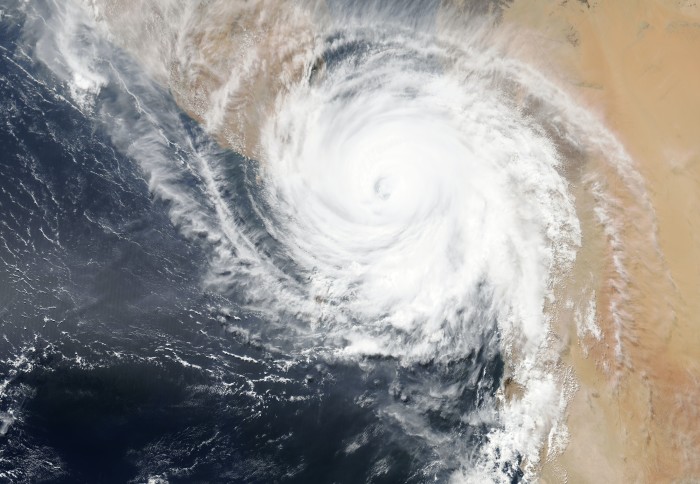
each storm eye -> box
[373,177,393,200]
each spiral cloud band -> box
[260,28,579,364]
[21,0,659,481]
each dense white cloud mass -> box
[22,1,655,481]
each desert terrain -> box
[500,1,700,481]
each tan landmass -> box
[88,0,323,159]
[501,1,700,481]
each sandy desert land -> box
[500,1,700,481]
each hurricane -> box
[0,0,673,482]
